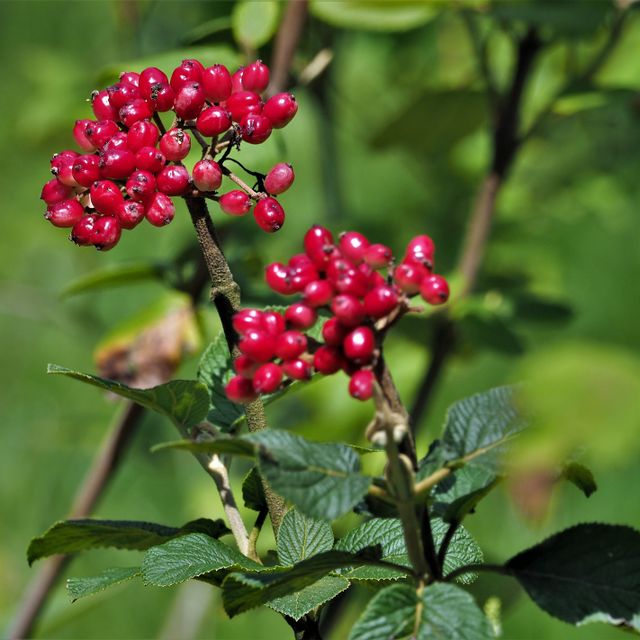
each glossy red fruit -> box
[253,197,284,232]
[148,82,175,112]
[253,363,283,394]
[85,120,120,148]
[117,200,146,229]
[234,354,260,379]
[138,67,169,101]
[261,310,286,337]
[119,99,153,127]
[135,146,166,173]
[394,262,428,295]
[196,106,231,136]
[406,234,435,266]
[364,285,399,319]
[263,93,297,128]
[92,215,122,251]
[225,375,257,404]
[50,152,79,187]
[73,119,96,151]
[419,274,450,305]
[156,165,190,196]
[159,128,191,161]
[72,154,101,187]
[145,192,175,226]
[282,358,313,380]
[275,331,308,360]
[102,131,129,151]
[41,178,71,205]
[339,231,369,264]
[192,159,222,192]
[226,91,262,122]
[91,89,118,120]
[349,369,374,401]
[241,60,270,93]
[304,225,334,267]
[71,214,99,245]
[170,59,203,92]
[241,113,272,144]
[343,326,375,363]
[313,346,343,375]
[127,120,159,151]
[45,199,84,228]
[99,148,136,180]
[174,82,205,120]
[219,190,251,216]
[119,71,140,87]
[231,67,244,93]
[285,303,317,330]
[107,82,140,110]
[364,243,393,269]
[322,317,349,346]
[126,170,156,202]
[90,180,124,215]
[202,64,233,102]
[303,280,333,307]
[331,294,365,327]
[264,163,294,195]
[238,329,276,363]
[334,270,370,298]
[233,308,264,335]
[289,254,318,292]
[265,262,294,295]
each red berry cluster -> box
[40,59,298,250]
[225,225,449,404]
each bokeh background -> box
[2,1,640,638]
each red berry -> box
[225,375,257,404]
[145,192,175,226]
[174,82,205,120]
[148,82,175,112]
[364,243,393,269]
[72,154,101,187]
[275,331,308,360]
[313,346,343,375]
[91,89,118,120]
[219,190,251,216]
[406,234,435,267]
[265,262,294,295]
[192,159,222,192]
[135,146,166,173]
[196,106,231,137]
[322,317,349,346]
[117,200,146,229]
[99,148,136,180]
[242,60,270,93]
[304,225,334,267]
[86,120,120,149]
[119,71,140,87]
[233,308,264,335]
[285,303,317,330]
[156,164,190,196]
[241,113,272,144]
[159,128,191,161]
[170,60,203,92]
[139,67,169,101]
[264,163,294,195]
[419,274,449,305]
[226,91,262,122]
[202,64,233,102]
[349,369,374,401]
[339,231,369,264]
[45,199,84,228]
[90,180,124,215]
[102,132,129,151]
[263,93,297,128]
[92,215,122,251]
[126,170,156,202]
[253,197,284,232]
[71,214,99,246]
[41,178,71,205]
[252,363,283,394]
[127,120,159,151]
[231,67,244,93]
[303,280,333,307]
[364,285,399,319]
[331,294,365,327]
[394,262,428,295]
[107,82,141,110]
[239,329,276,362]
[50,150,79,187]
[73,119,96,151]
[343,326,375,364]
[234,354,260,379]
[262,310,286,337]
[289,254,318,292]
[119,99,153,127]
[282,359,313,381]
[333,270,370,298]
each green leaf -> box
[151,435,256,457]
[561,462,597,498]
[232,0,280,49]
[511,293,574,325]
[242,467,268,512]
[249,430,372,520]
[141,533,262,587]
[277,509,334,566]
[267,576,350,621]
[27,518,228,565]
[62,262,166,297]
[310,0,438,32]
[506,523,640,630]
[47,365,209,433]
[67,567,140,602]
[459,313,525,355]
[349,582,492,640]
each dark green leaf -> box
[277,509,334,566]
[506,523,640,630]
[267,576,350,621]
[349,582,492,640]
[512,293,574,325]
[67,567,140,602]
[27,518,228,565]
[242,467,268,512]
[248,430,372,520]
[561,462,597,498]
[232,0,280,48]
[62,262,166,297]
[459,313,525,355]
[47,365,208,432]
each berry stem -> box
[220,166,265,200]
[152,111,167,135]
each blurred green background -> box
[2,1,640,638]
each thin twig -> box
[220,167,264,200]
[437,520,460,570]
[445,562,510,583]
[247,508,268,561]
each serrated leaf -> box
[431,519,483,585]
[62,262,166,297]
[67,567,140,602]
[268,576,350,620]
[561,462,597,498]
[141,533,262,587]
[248,430,372,520]
[232,0,280,49]
[47,365,208,433]
[27,518,228,565]
[277,509,334,566]
[151,435,256,457]
[506,523,640,630]
[242,467,267,512]
[349,582,492,640]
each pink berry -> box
[262,310,286,337]
[145,192,175,226]
[275,331,308,360]
[202,64,233,102]
[226,91,262,122]
[86,120,120,149]
[234,354,259,379]
[92,215,122,251]
[252,363,283,394]
[99,148,136,180]
[127,120,159,151]
[156,164,190,196]
[90,180,124,215]
[135,146,166,173]
[263,93,297,128]
[233,308,264,335]
[170,60,203,92]
[71,214,99,246]
[339,231,370,264]
[148,82,175,112]
[45,199,84,228]
[72,154,101,187]
[285,303,317,330]
[192,159,222,192]
[364,243,393,269]
[139,67,169,101]
[331,294,365,327]
[349,369,374,401]
[394,262,428,295]
[225,375,257,404]
[343,326,375,364]
[159,128,191,161]
[41,178,71,206]
[419,274,449,305]
[265,262,294,295]
[241,113,272,144]
[364,285,399,319]
[322,317,349,346]
[253,197,284,233]
[117,200,146,229]
[219,190,251,216]
[282,359,313,381]
[238,329,276,363]
[313,346,343,375]
[119,99,153,127]
[196,106,232,136]
[91,89,118,121]
[126,170,156,202]
[73,120,96,151]
[174,82,205,120]
[264,163,294,195]
[303,280,333,307]
[406,234,435,267]
[242,60,270,93]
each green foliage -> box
[267,576,350,621]
[67,568,140,602]
[232,1,280,49]
[242,467,268,512]
[276,509,334,566]
[62,262,167,297]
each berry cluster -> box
[225,225,449,403]
[40,59,298,250]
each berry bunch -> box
[40,59,298,250]
[225,225,449,404]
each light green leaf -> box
[277,509,334,566]
[268,575,350,620]
[67,567,140,602]
[232,1,280,49]
[62,262,166,297]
